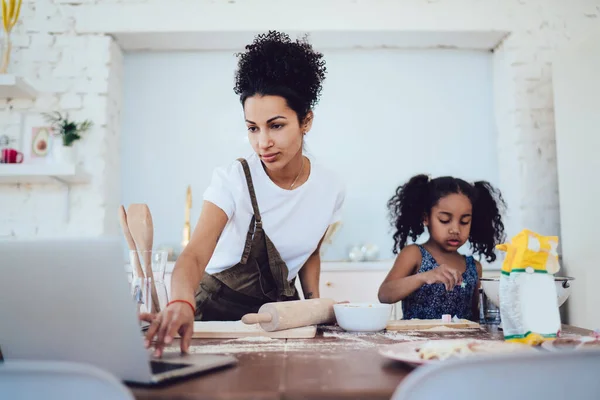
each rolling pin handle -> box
[241,313,273,325]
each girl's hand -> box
[140,302,195,358]
[421,264,463,291]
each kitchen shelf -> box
[0,164,90,184]
[0,74,37,99]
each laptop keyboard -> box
[150,360,192,375]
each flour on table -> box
[380,331,423,341]
[194,321,272,333]
[420,326,481,332]
[322,331,371,342]
[225,336,275,342]
[162,323,478,355]
[321,325,421,343]
[163,342,286,354]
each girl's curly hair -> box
[233,30,327,122]
[387,174,507,262]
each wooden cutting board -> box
[386,318,480,331]
[190,321,317,339]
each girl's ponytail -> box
[470,181,507,262]
[387,174,431,254]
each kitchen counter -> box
[124,260,502,274]
[123,260,501,313]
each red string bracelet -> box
[166,299,196,315]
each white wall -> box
[553,32,600,329]
[121,48,497,262]
[120,51,246,254]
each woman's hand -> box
[140,302,195,358]
[140,201,228,357]
[421,264,463,291]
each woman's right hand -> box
[421,264,463,291]
[140,302,195,358]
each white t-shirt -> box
[203,152,345,281]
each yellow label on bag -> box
[497,229,560,276]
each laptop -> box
[0,237,237,385]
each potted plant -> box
[42,111,92,165]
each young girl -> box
[378,174,506,320]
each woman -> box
[144,31,345,357]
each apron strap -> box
[238,158,262,264]
[237,158,262,224]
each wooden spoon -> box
[127,203,161,313]
[118,205,145,280]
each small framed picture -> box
[21,114,56,164]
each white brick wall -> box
[490,1,600,239]
[0,1,122,238]
[102,40,123,237]
[1,0,599,240]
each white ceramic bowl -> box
[481,276,574,308]
[333,302,393,332]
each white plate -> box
[379,339,536,367]
[541,337,600,352]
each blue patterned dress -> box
[401,245,478,320]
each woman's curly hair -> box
[233,30,327,122]
[387,174,507,262]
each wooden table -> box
[130,324,590,400]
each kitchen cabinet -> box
[297,260,403,319]
[319,270,387,303]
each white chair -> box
[391,349,600,400]
[0,360,134,400]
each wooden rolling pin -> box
[241,298,336,332]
